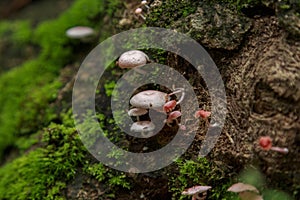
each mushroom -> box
[135,7,146,20]
[163,100,177,113]
[128,108,148,121]
[165,110,181,126]
[182,185,212,200]
[258,136,272,150]
[227,183,259,194]
[130,88,185,112]
[194,109,211,119]
[130,90,168,111]
[141,0,150,11]
[195,109,211,127]
[116,50,149,69]
[130,121,155,133]
[259,136,289,154]
[65,26,95,41]
[227,183,263,200]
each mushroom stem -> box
[141,0,150,11]
[166,121,172,127]
[143,4,150,10]
[174,118,179,126]
[138,13,146,20]
[168,88,185,104]
[270,146,289,154]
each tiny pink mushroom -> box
[258,136,289,154]
[179,124,186,130]
[258,136,272,150]
[163,100,177,113]
[194,109,211,119]
[165,110,181,126]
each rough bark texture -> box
[145,0,300,198]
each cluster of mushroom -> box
[128,88,186,134]
[117,50,185,134]
[182,183,263,200]
[134,0,150,20]
[117,50,213,135]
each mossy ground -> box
[0,0,299,199]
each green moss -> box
[33,0,105,62]
[104,80,116,97]
[84,163,131,190]
[0,60,61,157]
[0,0,106,159]
[169,157,238,200]
[14,132,40,152]
[217,0,262,9]
[0,110,85,199]
[0,20,32,45]
[146,0,198,27]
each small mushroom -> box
[116,50,149,69]
[227,183,259,194]
[182,185,212,200]
[163,100,177,113]
[259,136,289,154]
[135,7,146,20]
[165,110,181,126]
[130,88,185,112]
[65,26,95,41]
[227,183,263,200]
[258,136,272,150]
[141,0,150,11]
[128,108,148,121]
[130,121,155,133]
[194,110,211,119]
[130,90,167,111]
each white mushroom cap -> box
[135,8,143,14]
[130,121,155,132]
[128,108,148,116]
[182,186,212,196]
[66,26,95,39]
[130,90,167,110]
[117,50,149,69]
[227,183,259,194]
[141,0,148,5]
